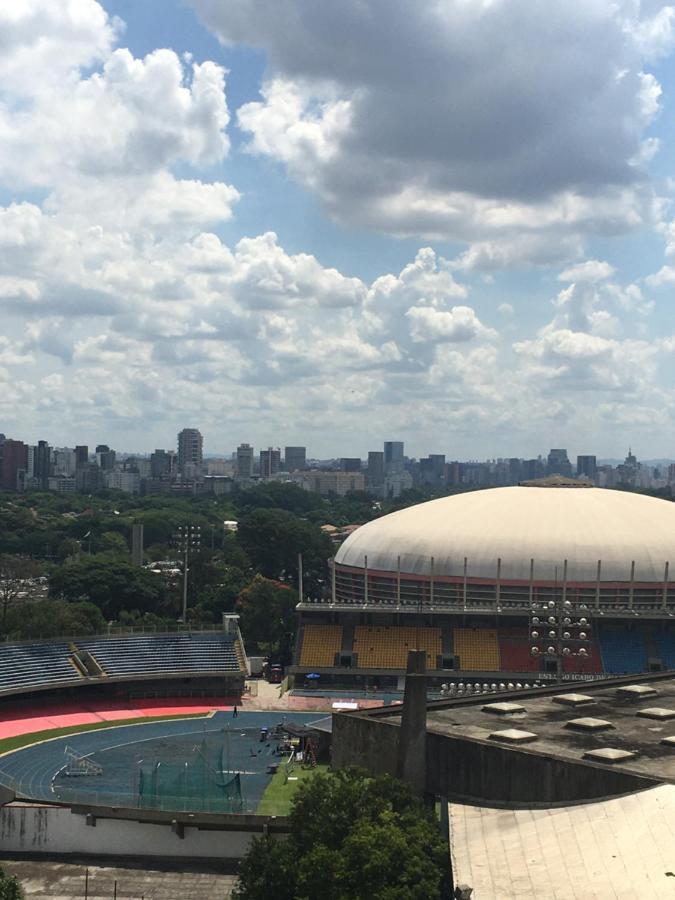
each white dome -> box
[334,486,675,582]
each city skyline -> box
[3,2,675,455]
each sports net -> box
[137,737,244,813]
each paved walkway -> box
[1,858,238,899]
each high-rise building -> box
[419,453,446,487]
[75,445,89,468]
[0,440,28,491]
[284,446,306,472]
[33,440,51,489]
[177,429,203,477]
[150,449,172,479]
[95,444,116,471]
[547,448,572,478]
[367,451,385,490]
[384,441,404,474]
[53,448,76,477]
[577,455,597,481]
[260,447,281,477]
[340,457,362,472]
[236,443,254,477]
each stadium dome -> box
[335,485,675,583]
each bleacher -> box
[353,626,442,669]
[599,628,648,675]
[77,634,243,678]
[454,628,500,671]
[498,629,540,672]
[0,642,80,694]
[655,632,675,669]
[299,624,343,667]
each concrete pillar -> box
[396,649,428,797]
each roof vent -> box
[636,707,675,721]
[616,685,658,698]
[489,729,537,744]
[565,717,613,731]
[482,702,526,715]
[552,693,594,707]
[583,748,636,763]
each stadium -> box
[292,481,675,688]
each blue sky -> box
[1,1,675,459]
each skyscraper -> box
[367,451,385,489]
[284,446,306,472]
[384,441,404,474]
[75,445,89,468]
[547,448,572,477]
[150,449,172,478]
[0,440,28,491]
[95,444,116,471]
[236,443,254,477]
[576,455,597,481]
[177,429,203,477]
[33,440,51,490]
[260,447,281,477]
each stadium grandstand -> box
[0,619,247,702]
[291,481,675,689]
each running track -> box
[0,710,320,804]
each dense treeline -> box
[0,482,448,654]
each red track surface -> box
[0,697,237,740]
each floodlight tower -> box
[529,563,592,684]
[177,524,201,624]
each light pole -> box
[529,586,592,685]
[177,525,201,624]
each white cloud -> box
[406,305,495,344]
[194,0,669,256]
[558,260,616,283]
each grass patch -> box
[0,712,205,757]
[257,762,329,816]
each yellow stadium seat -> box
[299,624,343,667]
[453,628,500,670]
[353,626,441,669]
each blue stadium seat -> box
[599,628,648,674]
[77,633,241,678]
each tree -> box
[0,555,39,628]
[236,508,332,591]
[0,867,23,899]
[48,557,174,620]
[236,575,297,661]
[234,769,449,900]
[5,599,106,640]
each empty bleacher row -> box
[0,633,246,697]
[297,622,669,675]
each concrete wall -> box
[0,804,285,860]
[332,713,399,776]
[332,712,658,806]
[426,731,657,806]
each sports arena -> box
[292,482,675,688]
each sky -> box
[2,0,675,459]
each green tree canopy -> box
[48,556,173,619]
[234,769,449,900]
[236,508,331,590]
[5,598,106,640]
[236,575,297,661]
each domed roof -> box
[334,486,675,582]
